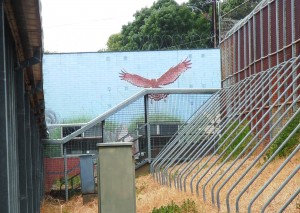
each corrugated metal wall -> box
[221,0,300,110]
[0,3,44,213]
[221,0,299,88]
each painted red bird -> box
[119,58,192,101]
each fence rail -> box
[43,88,219,200]
[150,56,300,212]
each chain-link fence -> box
[42,48,221,201]
[43,89,218,200]
[219,0,260,42]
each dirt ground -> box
[41,156,300,213]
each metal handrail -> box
[43,88,219,145]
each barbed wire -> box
[103,32,215,52]
[219,0,260,41]
[187,0,216,9]
[159,34,216,50]
[45,109,58,125]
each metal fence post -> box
[144,95,151,162]
[64,146,68,201]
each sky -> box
[41,0,188,53]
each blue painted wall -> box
[43,49,220,122]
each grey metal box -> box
[79,155,95,194]
[97,142,136,213]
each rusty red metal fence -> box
[220,0,299,102]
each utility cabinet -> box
[97,142,136,213]
[79,155,95,194]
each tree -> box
[105,0,213,51]
[221,0,260,20]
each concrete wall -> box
[43,49,221,122]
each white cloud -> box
[41,0,188,52]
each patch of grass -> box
[48,115,92,140]
[266,111,300,159]
[218,120,255,162]
[69,175,81,188]
[152,199,197,213]
[62,115,91,124]
[43,144,62,157]
[170,170,179,181]
[49,127,62,139]
[152,201,181,213]
[53,175,81,192]
[181,199,198,213]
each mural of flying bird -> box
[119,58,192,101]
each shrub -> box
[49,127,62,139]
[266,111,300,159]
[218,120,255,162]
[152,199,197,213]
[152,201,180,213]
[181,199,197,213]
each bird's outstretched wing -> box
[156,58,192,86]
[119,70,153,88]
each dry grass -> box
[41,155,300,213]
[165,153,300,213]
[41,195,97,213]
[41,174,218,213]
[135,174,218,213]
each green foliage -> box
[69,175,81,188]
[62,115,92,124]
[266,112,300,159]
[106,0,212,51]
[47,116,92,140]
[49,127,61,139]
[169,170,179,181]
[54,175,81,191]
[152,201,181,213]
[152,199,197,213]
[180,199,197,213]
[221,0,259,20]
[44,144,62,157]
[218,121,255,162]
[104,121,121,132]
[46,115,93,156]
[106,33,123,51]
